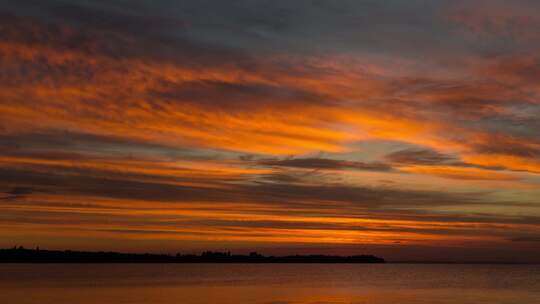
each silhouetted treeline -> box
[0,247,385,263]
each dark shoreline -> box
[0,247,385,263]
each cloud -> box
[150,79,331,110]
[0,161,508,211]
[384,148,520,180]
[510,236,540,242]
[448,0,540,42]
[386,148,457,165]
[257,158,393,172]
[7,187,33,196]
[0,186,33,201]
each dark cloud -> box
[0,186,33,201]
[46,2,187,35]
[0,131,204,160]
[472,138,540,159]
[257,158,393,172]
[7,187,33,196]
[151,80,331,110]
[385,148,508,171]
[510,236,540,242]
[0,0,487,61]
[0,166,491,210]
[0,7,251,70]
[476,111,540,140]
[386,148,457,165]
[258,173,305,184]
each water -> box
[0,264,539,303]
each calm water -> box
[0,264,539,304]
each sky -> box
[0,0,539,262]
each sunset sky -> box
[1,0,540,262]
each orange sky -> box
[1,0,539,262]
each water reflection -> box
[1,264,539,304]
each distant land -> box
[0,247,385,263]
